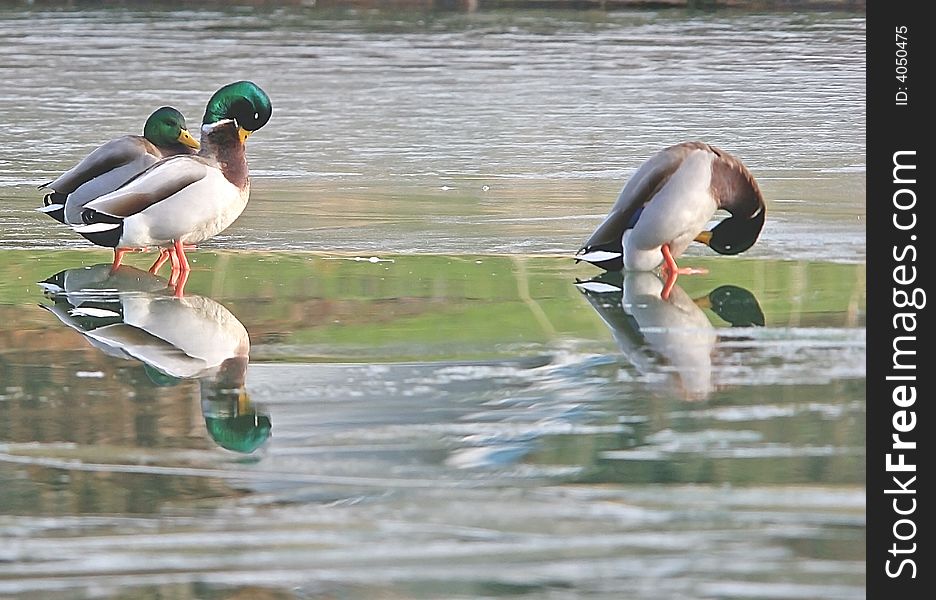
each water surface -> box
[1,250,865,598]
[0,5,865,599]
[1,7,865,260]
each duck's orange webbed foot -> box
[149,244,197,276]
[661,244,708,276]
[148,248,172,274]
[110,247,148,272]
[167,239,193,298]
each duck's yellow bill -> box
[238,127,251,144]
[237,388,251,412]
[694,230,713,245]
[177,129,200,150]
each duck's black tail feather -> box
[37,191,67,224]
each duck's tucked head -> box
[698,154,767,255]
[696,206,766,255]
[705,284,765,327]
[202,81,272,143]
[143,106,200,151]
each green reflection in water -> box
[1,249,864,361]
[0,249,865,599]
[0,250,865,484]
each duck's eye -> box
[254,112,259,120]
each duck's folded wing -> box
[82,156,208,220]
[84,322,208,379]
[41,136,153,194]
[580,143,698,255]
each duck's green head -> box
[204,410,272,454]
[202,81,272,144]
[704,285,765,327]
[143,106,200,150]
[201,383,272,454]
[696,206,766,255]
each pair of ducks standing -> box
[38,81,273,294]
[38,80,766,296]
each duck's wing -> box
[38,300,135,361]
[40,136,156,195]
[577,143,702,267]
[84,321,210,379]
[37,136,160,224]
[79,155,208,222]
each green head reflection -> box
[705,284,766,327]
[38,264,271,454]
[201,356,272,454]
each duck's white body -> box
[620,149,718,270]
[74,120,252,254]
[577,272,717,400]
[121,170,247,247]
[85,153,248,249]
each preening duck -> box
[575,271,764,400]
[576,141,765,274]
[72,81,272,294]
[37,106,200,227]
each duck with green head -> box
[38,106,200,227]
[576,141,766,285]
[39,262,270,453]
[73,81,272,293]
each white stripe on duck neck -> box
[201,119,235,133]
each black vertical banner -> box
[867,2,931,597]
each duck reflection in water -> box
[576,271,764,401]
[37,264,271,454]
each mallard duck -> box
[576,272,762,400]
[40,263,250,378]
[39,264,271,453]
[576,271,717,400]
[37,106,200,227]
[576,141,766,273]
[71,81,272,291]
